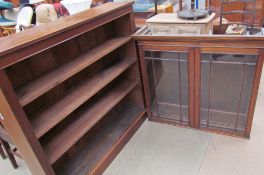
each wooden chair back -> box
[0,122,21,169]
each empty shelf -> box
[32,57,136,138]
[16,36,131,106]
[55,103,145,175]
[44,79,139,164]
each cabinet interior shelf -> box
[16,36,131,107]
[44,79,139,164]
[32,57,136,138]
[55,103,145,175]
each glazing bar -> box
[207,55,213,128]
[151,59,160,116]
[235,61,246,132]
[145,57,188,62]
[201,60,256,66]
[178,53,183,123]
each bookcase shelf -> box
[54,103,145,175]
[44,79,139,164]
[31,57,136,138]
[16,36,131,107]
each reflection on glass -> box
[200,54,257,134]
[144,51,189,124]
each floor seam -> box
[197,134,213,175]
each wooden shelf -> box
[44,79,139,164]
[55,103,145,175]
[16,36,131,107]
[32,57,136,138]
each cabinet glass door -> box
[199,53,257,134]
[144,51,189,125]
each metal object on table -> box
[178,9,209,20]
[177,0,209,20]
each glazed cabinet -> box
[133,27,264,138]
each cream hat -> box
[35,4,58,26]
[29,0,45,4]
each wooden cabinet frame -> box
[133,29,264,138]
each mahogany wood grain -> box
[129,13,136,33]
[32,57,137,138]
[0,3,145,174]
[17,36,131,106]
[150,116,191,128]
[133,33,264,44]
[210,0,264,26]
[0,71,55,175]
[90,110,146,175]
[188,48,195,128]
[0,2,133,70]
[243,0,264,26]
[150,116,245,138]
[137,45,153,118]
[200,47,259,55]
[245,49,264,137]
[0,2,132,56]
[44,79,139,164]
[210,0,244,21]
[194,48,201,129]
[55,103,145,175]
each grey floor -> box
[1,75,264,175]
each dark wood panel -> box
[0,71,55,175]
[0,2,133,70]
[245,49,264,137]
[44,79,139,164]
[0,3,142,174]
[210,0,264,26]
[55,103,145,175]
[32,57,136,138]
[188,48,195,127]
[16,36,130,106]
[90,108,146,175]
[0,2,133,57]
[211,0,244,21]
[194,48,201,129]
